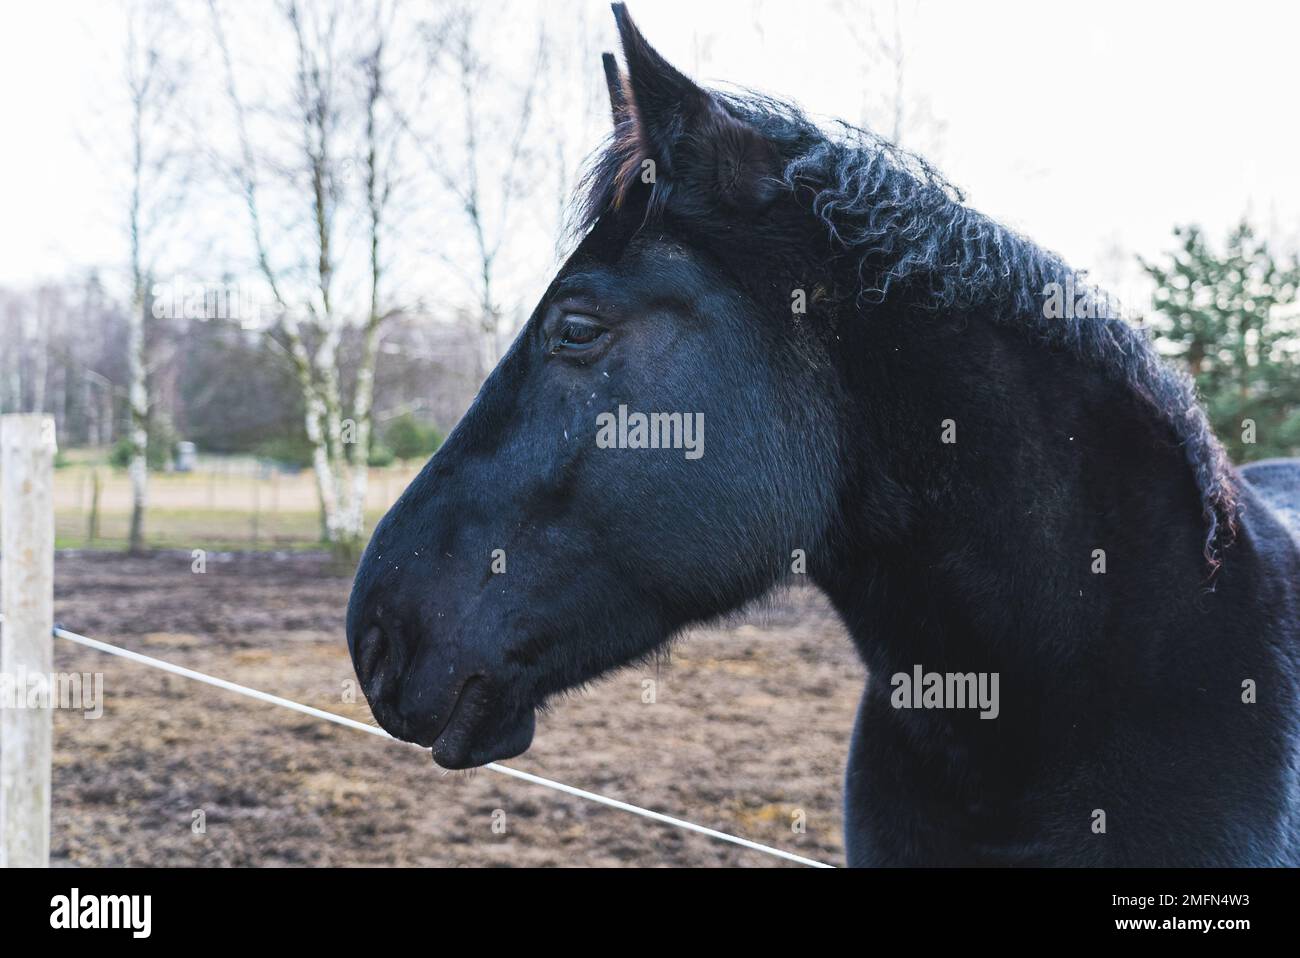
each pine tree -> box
[1141,221,1300,462]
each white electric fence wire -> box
[52,626,834,868]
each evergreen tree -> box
[1141,221,1300,462]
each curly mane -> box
[575,90,1238,568]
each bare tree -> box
[404,3,548,377]
[28,289,52,415]
[341,21,404,542]
[835,0,945,155]
[537,5,606,259]
[209,0,405,558]
[1,294,25,413]
[122,0,187,553]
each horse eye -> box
[555,315,606,350]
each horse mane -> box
[574,90,1238,569]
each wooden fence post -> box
[0,414,56,868]
[86,467,101,546]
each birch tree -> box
[341,25,403,542]
[209,0,404,558]
[403,3,547,377]
[122,0,187,553]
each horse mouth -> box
[428,676,535,770]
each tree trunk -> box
[339,315,383,562]
[127,286,148,554]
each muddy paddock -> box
[47,551,863,867]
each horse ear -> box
[601,52,629,127]
[611,3,706,155]
[609,3,781,211]
[700,107,784,210]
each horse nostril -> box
[355,624,391,697]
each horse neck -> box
[813,298,1214,688]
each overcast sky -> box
[2,0,1297,302]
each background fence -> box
[46,455,422,551]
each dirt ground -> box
[46,551,864,867]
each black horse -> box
[348,5,1300,866]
